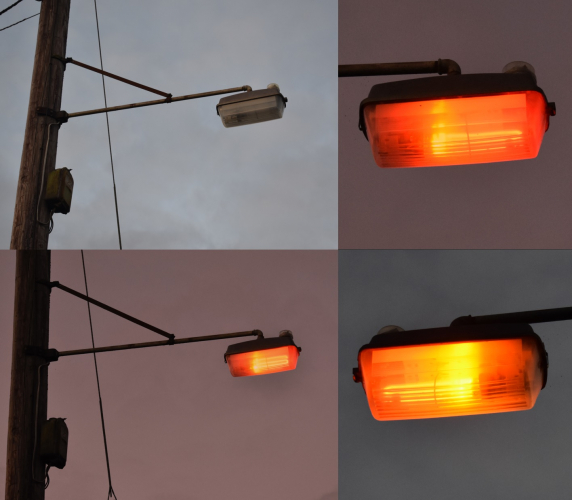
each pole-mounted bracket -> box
[25,346,60,362]
[36,107,69,124]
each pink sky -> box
[0,250,337,500]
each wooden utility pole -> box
[5,251,51,500]
[10,0,71,250]
[7,0,69,497]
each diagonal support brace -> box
[53,55,172,99]
[37,280,175,341]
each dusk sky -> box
[0,250,338,499]
[339,251,572,499]
[0,0,337,249]
[339,0,572,249]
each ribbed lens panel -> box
[227,345,299,377]
[363,91,547,168]
[359,338,544,420]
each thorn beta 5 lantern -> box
[359,63,556,168]
[353,323,548,421]
[224,330,301,377]
[217,84,287,128]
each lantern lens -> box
[227,345,299,377]
[358,338,545,420]
[218,95,285,128]
[363,91,548,168]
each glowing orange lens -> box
[363,91,548,167]
[358,338,544,420]
[227,346,299,377]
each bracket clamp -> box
[25,346,60,362]
[36,107,69,124]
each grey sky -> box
[339,0,572,249]
[339,250,572,500]
[1,0,337,249]
[0,250,338,499]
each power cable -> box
[81,250,119,500]
[32,362,51,489]
[0,11,38,31]
[0,0,23,16]
[92,0,123,249]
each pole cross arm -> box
[25,330,261,361]
[451,306,572,327]
[37,280,175,341]
[338,59,462,77]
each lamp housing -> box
[353,323,548,421]
[224,331,301,377]
[217,86,287,128]
[359,72,555,168]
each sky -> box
[0,250,338,500]
[339,0,572,249]
[339,250,572,500]
[0,0,337,249]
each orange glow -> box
[227,345,299,377]
[363,91,548,167]
[358,338,544,420]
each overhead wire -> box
[0,0,23,16]
[0,11,38,31]
[92,0,123,249]
[81,251,119,499]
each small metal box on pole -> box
[39,418,69,469]
[45,168,74,214]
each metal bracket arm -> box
[37,280,175,341]
[451,306,572,327]
[62,85,252,119]
[24,330,260,361]
[338,59,462,77]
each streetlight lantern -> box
[353,323,547,421]
[216,84,287,128]
[224,330,301,377]
[358,62,556,168]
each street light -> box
[217,84,287,128]
[225,330,301,377]
[351,305,572,421]
[339,59,556,168]
[30,282,301,379]
[21,278,302,490]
